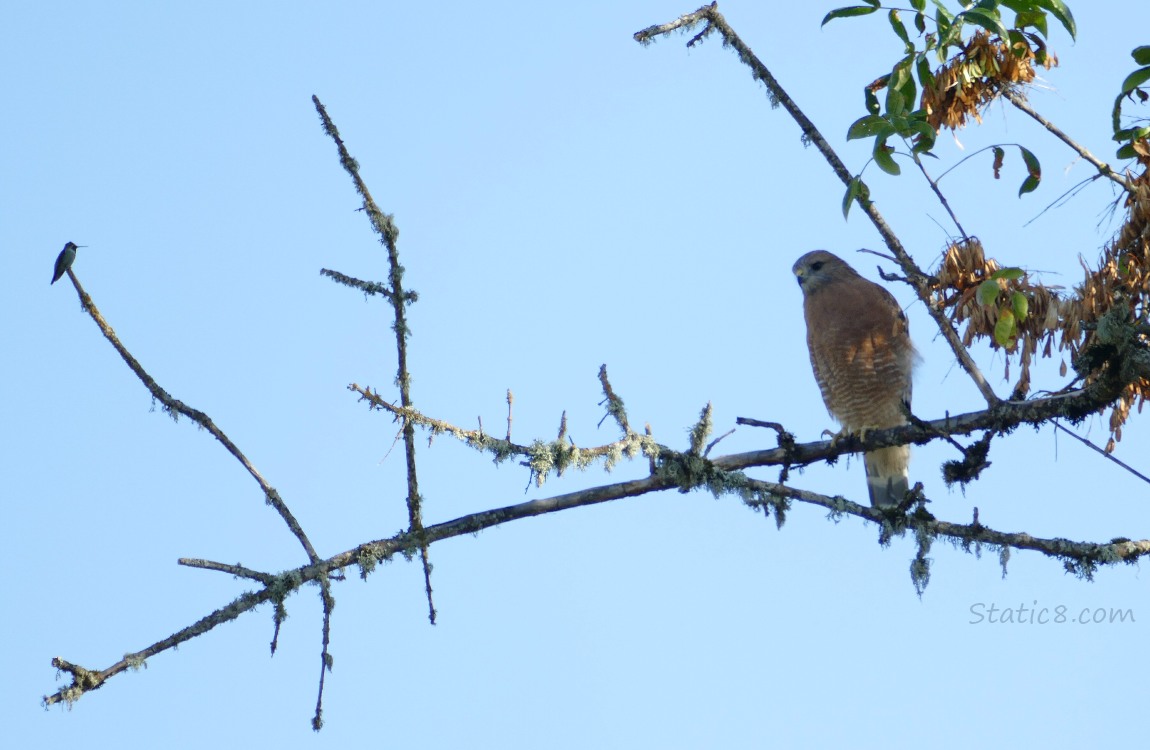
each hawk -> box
[792,250,916,507]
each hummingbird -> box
[51,241,85,284]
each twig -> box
[633,2,716,44]
[597,364,632,433]
[1053,420,1150,486]
[319,267,418,304]
[178,559,276,584]
[505,389,514,442]
[1023,174,1104,228]
[634,4,1001,407]
[704,427,735,456]
[1002,88,1132,192]
[913,153,969,239]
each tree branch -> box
[62,272,321,564]
[1002,88,1132,192]
[635,4,1002,407]
[313,96,435,630]
[46,425,1150,706]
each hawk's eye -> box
[810,261,824,272]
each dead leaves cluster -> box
[932,171,1150,447]
[922,31,1057,131]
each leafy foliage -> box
[829,1,1071,191]
[1113,46,1150,160]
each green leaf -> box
[886,58,914,116]
[888,9,913,52]
[911,0,926,11]
[991,267,1026,281]
[999,0,1038,12]
[886,83,906,116]
[1120,66,1150,95]
[1113,93,1126,138]
[822,5,880,26]
[935,8,957,55]
[1117,142,1138,160]
[914,11,927,34]
[906,120,937,153]
[1019,175,1040,196]
[994,309,1017,347]
[1012,291,1029,322]
[959,8,1011,40]
[873,139,902,175]
[843,176,862,219]
[1032,0,1076,39]
[1014,9,1047,37]
[978,279,1001,307]
[1134,46,1150,66]
[847,114,890,140]
[915,55,936,88]
[895,56,917,106]
[1018,146,1041,196]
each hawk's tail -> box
[864,445,910,507]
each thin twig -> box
[1052,420,1150,486]
[704,427,736,456]
[64,272,320,564]
[320,267,418,304]
[1023,174,1104,228]
[913,153,969,239]
[178,559,276,584]
[1002,88,1132,192]
[635,5,1001,407]
[597,364,632,433]
[505,389,514,442]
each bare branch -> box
[178,558,276,584]
[912,153,969,239]
[61,272,320,564]
[46,428,1150,706]
[724,379,1135,473]
[313,95,436,628]
[1002,88,1132,192]
[46,586,272,707]
[740,478,1150,573]
[320,267,418,304]
[633,2,715,45]
[1053,420,1150,486]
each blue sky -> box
[4,1,1148,747]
